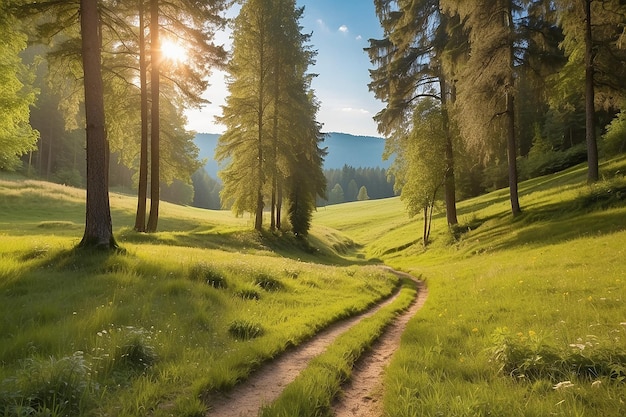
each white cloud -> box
[341,107,370,115]
[316,19,330,32]
[356,35,362,41]
[338,25,349,33]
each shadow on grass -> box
[115,226,367,266]
[461,190,626,254]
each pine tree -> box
[553,0,626,182]
[367,0,461,225]
[78,0,116,249]
[217,0,325,235]
[442,0,523,216]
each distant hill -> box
[194,132,390,179]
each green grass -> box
[312,157,626,417]
[3,154,626,416]
[260,277,418,417]
[0,176,398,416]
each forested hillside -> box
[1,1,626,237]
[193,132,395,209]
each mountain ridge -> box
[195,132,390,179]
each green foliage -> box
[519,143,588,180]
[602,109,626,156]
[217,0,325,232]
[0,11,38,171]
[323,166,395,206]
[356,185,369,201]
[389,97,447,218]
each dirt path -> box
[206,268,426,417]
[332,271,428,417]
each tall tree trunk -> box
[146,0,160,232]
[78,0,116,249]
[135,0,149,232]
[254,19,266,232]
[506,90,521,216]
[505,2,521,216]
[584,0,599,182]
[276,181,282,230]
[271,176,277,230]
[440,77,458,226]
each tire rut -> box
[206,268,426,417]
[332,270,427,417]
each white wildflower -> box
[553,381,575,390]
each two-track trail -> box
[332,270,428,417]
[206,268,427,417]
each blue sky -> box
[185,0,384,138]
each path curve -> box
[332,269,428,417]
[206,267,426,417]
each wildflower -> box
[569,343,586,350]
[553,381,575,390]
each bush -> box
[519,144,587,180]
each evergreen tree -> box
[357,186,370,201]
[367,0,461,225]
[78,0,116,249]
[217,0,325,235]
[442,0,522,216]
[553,0,626,182]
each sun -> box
[161,39,188,63]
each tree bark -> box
[146,0,160,232]
[505,2,521,216]
[584,0,599,183]
[78,0,116,249]
[134,0,148,232]
[506,90,521,216]
[440,77,458,226]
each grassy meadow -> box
[0,176,399,416]
[312,157,626,416]
[1,154,626,416]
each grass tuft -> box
[0,351,92,416]
[228,320,265,340]
[188,262,227,289]
[254,273,284,291]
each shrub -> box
[228,320,264,340]
[519,144,587,180]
